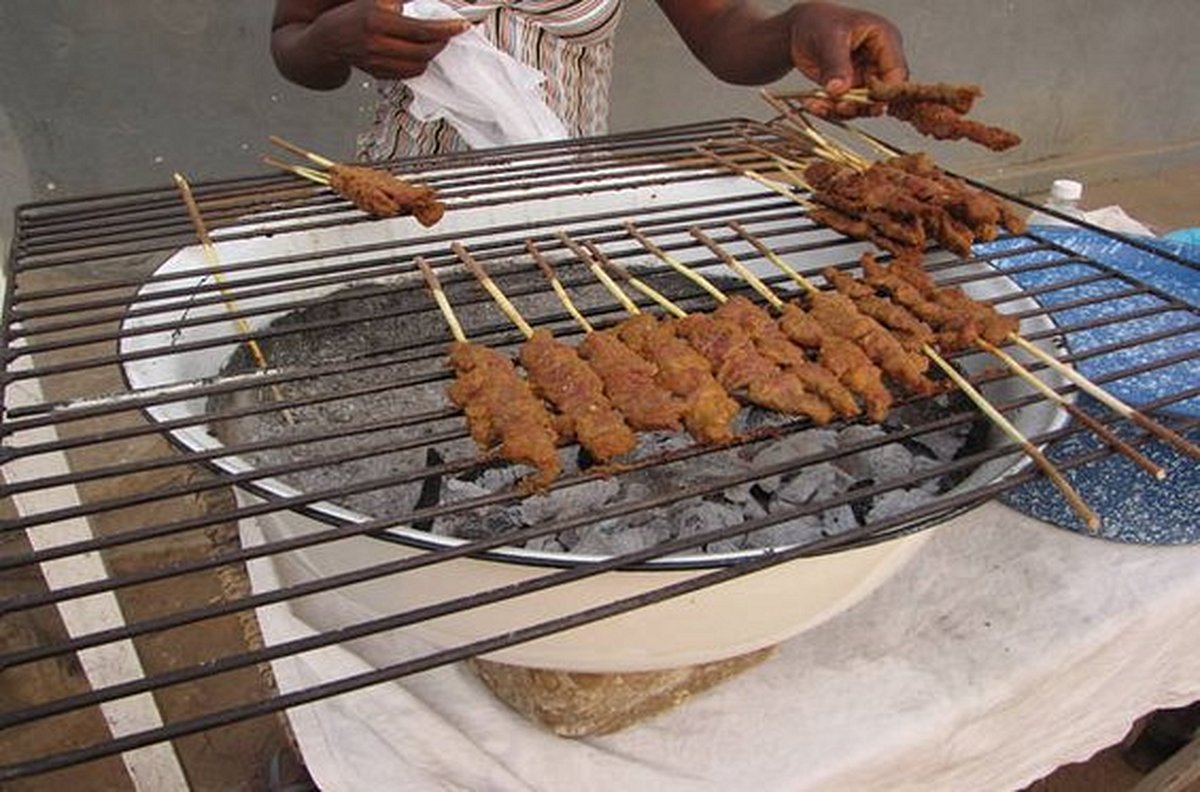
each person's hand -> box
[312,0,470,80]
[786,1,907,117]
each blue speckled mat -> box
[975,228,1200,544]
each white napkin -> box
[402,0,569,148]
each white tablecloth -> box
[246,502,1200,791]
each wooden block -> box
[468,646,775,737]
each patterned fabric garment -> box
[358,0,623,162]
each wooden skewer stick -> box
[728,221,820,295]
[624,221,728,304]
[267,134,337,169]
[978,339,1166,480]
[771,87,872,103]
[451,242,534,339]
[693,145,821,214]
[1008,334,1200,460]
[580,241,691,319]
[689,226,785,310]
[526,239,593,333]
[413,256,466,343]
[733,136,814,190]
[759,91,872,171]
[553,232,644,317]
[262,155,331,186]
[173,172,292,421]
[925,344,1101,532]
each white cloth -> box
[244,502,1200,791]
[400,0,568,149]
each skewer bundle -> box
[264,135,445,225]
[772,78,1022,151]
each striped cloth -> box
[359,0,623,162]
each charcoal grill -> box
[2,118,1198,783]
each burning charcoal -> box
[519,478,620,524]
[570,517,672,557]
[743,514,824,549]
[436,505,524,541]
[723,481,756,504]
[523,535,567,554]
[775,462,854,506]
[633,430,693,457]
[913,455,950,494]
[821,504,860,536]
[443,477,489,503]
[705,536,747,554]
[835,425,916,482]
[751,429,839,492]
[736,406,793,433]
[911,427,971,462]
[867,488,936,523]
[475,464,528,493]
[672,500,745,550]
[741,496,769,522]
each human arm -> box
[270,0,470,90]
[654,0,907,114]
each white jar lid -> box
[1050,179,1083,201]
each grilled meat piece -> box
[617,314,740,444]
[806,290,939,396]
[446,341,560,489]
[714,296,860,419]
[824,266,936,351]
[889,257,1020,345]
[777,303,893,422]
[886,100,1022,152]
[865,77,983,115]
[519,330,637,462]
[577,329,684,431]
[675,313,836,424]
[328,164,445,226]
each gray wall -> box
[2,0,1199,240]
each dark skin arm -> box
[271,0,469,90]
[656,0,907,115]
[271,0,907,116]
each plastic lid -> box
[1050,179,1083,202]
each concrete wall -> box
[2,0,1198,236]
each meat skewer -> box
[527,239,685,433]
[842,254,1167,481]
[265,135,445,226]
[412,256,561,489]
[688,227,861,420]
[557,236,740,444]
[717,229,1102,531]
[624,223,839,424]
[452,242,637,463]
[722,221,894,422]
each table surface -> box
[247,499,1200,792]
